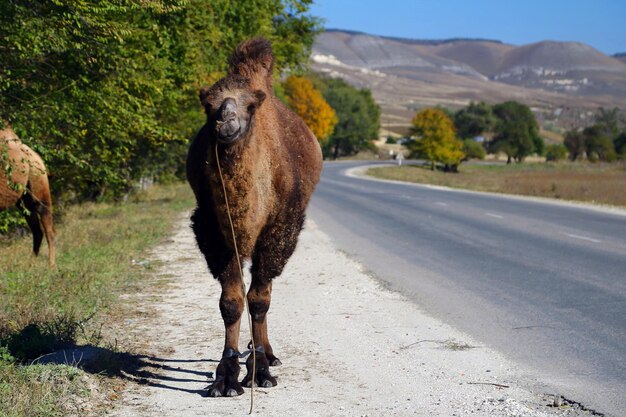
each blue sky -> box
[309,0,626,55]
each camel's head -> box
[199,76,266,144]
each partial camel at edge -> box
[0,125,56,268]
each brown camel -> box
[0,126,56,268]
[186,38,322,397]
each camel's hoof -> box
[206,383,244,397]
[242,352,277,389]
[206,354,243,397]
[207,387,222,397]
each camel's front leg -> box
[241,280,278,388]
[208,266,245,397]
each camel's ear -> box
[199,87,212,110]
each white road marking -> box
[565,233,602,243]
[485,212,504,219]
[436,202,448,206]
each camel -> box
[0,126,56,268]
[186,38,322,397]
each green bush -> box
[545,144,568,162]
[463,139,486,160]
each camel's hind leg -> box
[21,197,44,256]
[39,205,55,268]
[243,212,306,388]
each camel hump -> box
[228,37,274,92]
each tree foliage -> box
[454,101,495,139]
[583,125,617,162]
[283,75,337,145]
[314,76,380,159]
[564,129,586,161]
[409,108,464,171]
[0,0,319,202]
[489,101,543,163]
[593,107,622,138]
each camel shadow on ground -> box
[34,345,226,396]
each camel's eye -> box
[247,90,266,114]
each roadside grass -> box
[368,162,626,207]
[0,182,194,416]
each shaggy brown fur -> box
[186,38,322,397]
[0,126,56,268]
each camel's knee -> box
[247,286,271,323]
[219,296,244,326]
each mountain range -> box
[311,30,626,134]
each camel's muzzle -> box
[216,98,241,143]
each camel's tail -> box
[228,38,274,92]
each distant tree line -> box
[563,107,626,162]
[404,101,625,172]
[405,100,544,171]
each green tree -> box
[564,129,586,161]
[315,76,380,159]
[454,101,495,139]
[409,108,464,171]
[583,125,617,162]
[593,107,621,138]
[490,101,543,163]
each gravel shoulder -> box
[109,212,595,416]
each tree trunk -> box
[506,155,512,164]
[431,160,435,171]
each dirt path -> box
[108,213,590,416]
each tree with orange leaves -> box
[283,75,337,145]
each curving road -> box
[308,161,626,417]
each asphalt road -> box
[308,161,626,417]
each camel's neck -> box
[208,134,270,256]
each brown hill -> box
[430,41,513,76]
[491,41,626,96]
[311,30,626,133]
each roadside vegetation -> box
[368,162,626,207]
[0,0,319,230]
[0,183,194,416]
[283,73,381,160]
